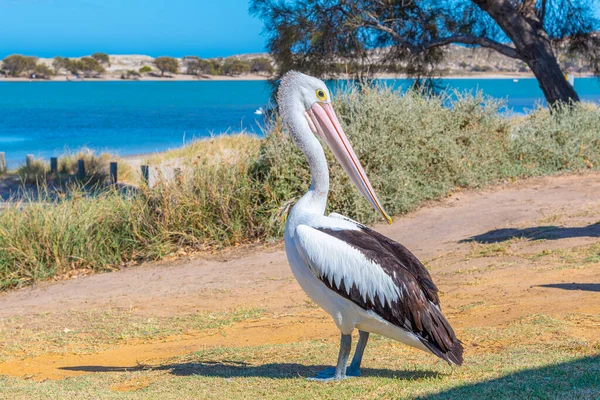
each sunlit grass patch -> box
[0,308,265,362]
[528,242,600,268]
[0,313,597,399]
[144,133,261,165]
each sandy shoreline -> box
[2,72,583,83]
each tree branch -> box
[356,11,521,60]
[422,35,521,59]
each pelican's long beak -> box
[305,102,392,224]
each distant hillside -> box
[439,44,591,75]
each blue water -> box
[1,78,599,168]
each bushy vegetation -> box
[154,56,179,76]
[17,157,49,184]
[57,149,133,184]
[183,56,274,77]
[91,52,110,66]
[1,55,55,79]
[52,56,105,77]
[1,86,599,289]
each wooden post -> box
[77,159,85,179]
[141,165,149,185]
[50,157,58,173]
[0,152,6,173]
[110,162,118,184]
[174,168,182,180]
[26,154,34,171]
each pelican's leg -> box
[347,330,369,377]
[309,333,352,381]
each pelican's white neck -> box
[289,110,330,216]
[278,71,331,216]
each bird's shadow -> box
[535,283,600,292]
[460,223,600,243]
[60,361,440,380]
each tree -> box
[183,56,202,75]
[221,58,251,76]
[2,55,37,76]
[251,0,600,105]
[154,57,179,76]
[53,56,66,74]
[78,57,105,77]
[250,57,274,75]
[33,63,54,79]
[91,52,110,66]
[62,58,79,75]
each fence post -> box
[141,165,149,185]
[110,162,118,184]
[26,154,34,170]
[77,159,85,179]
[0,152,6,173]
[174,168,182,179]
[50,157,58,173]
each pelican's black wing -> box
[294,221,463,365]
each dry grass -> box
[58,149,135,184]
[0,312,597,399]
[1,87,599,289]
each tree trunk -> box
[519,39,580,106]
[472,0,579,106]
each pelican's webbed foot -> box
[307,333,353,382]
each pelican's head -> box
[277,71,392,224]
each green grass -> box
[0,308,265,362]
[0,314,597,399]
[16,157,49,184]
[1,86,599,289]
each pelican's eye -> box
[316,89,327,101]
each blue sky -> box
[0,1,598,59]
[0,0,265,58]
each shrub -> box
[91,52,110,65]
[58,149,133,184]
[139,65,152,74]
[2,54,37,77]
[250,57,274,75]
[78,57,105,77]
[221,58,250,76]
[1,86,599,289]
[17,157,49,184]
[33,63,54,79]
[154,57,179,76]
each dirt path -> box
[1,172,599,380]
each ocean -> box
[1,78,599,168]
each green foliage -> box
[250,57,274,75]
[154,56,179,76]
[77,57,105,77]
[17,157,49,184]
[184,56,223,76]
[1,54,37,77]
[121,70,141,80]
[139,65,153,73]
[91,52,110,65]
[57,149,132,184]
[201,59,224,75]
[222,58,251,76]
[52,56,65,74]
[1,87,599,289]
[182,56,271,76]
[54,57,105,77]
[33,63,54,79]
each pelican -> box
[279,71,463,381]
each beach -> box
[1,71,584,82]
